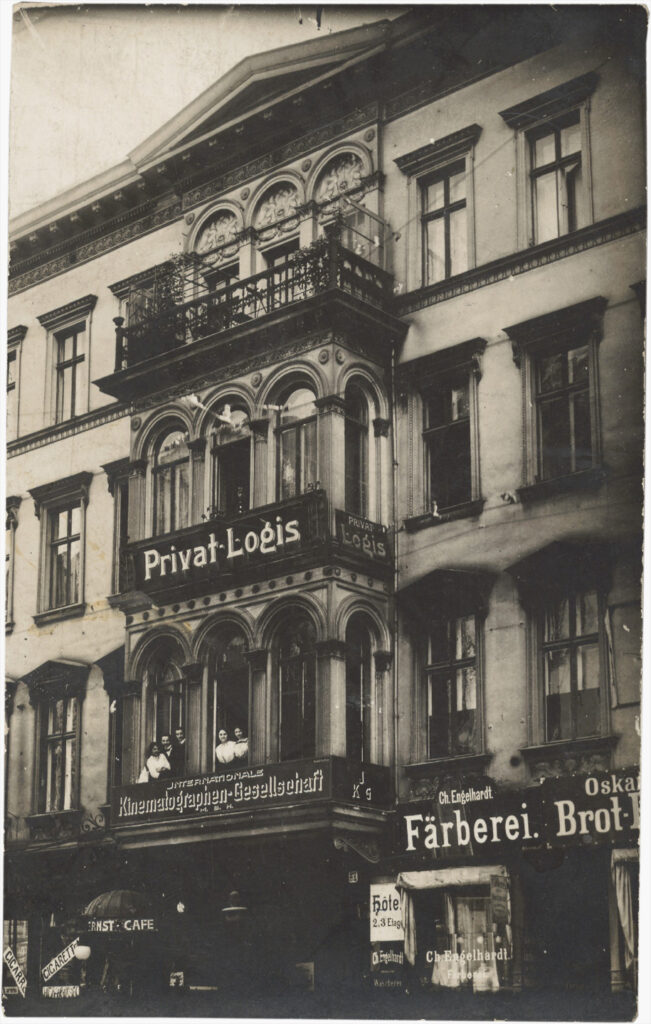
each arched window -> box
[205,627,250,766]
[277,616,316,761]
[344,384,369,516]
[277,386,318,500]
[211,406,251,516]
[345,615,373,762]
[153,428,190,534]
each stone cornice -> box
[395,124,482,177]
[398,337,487,387]
[23,659,91,707]
[499,71,599,130]
[29,471,93,518]
[109,261,173,298]
[8,325,28,345]
[7,402,128,459]
[37,294,98,331]
[394,207,646,316]
[102,457,131,494]
[505,296,608,366]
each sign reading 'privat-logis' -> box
[128,493,324,597]
[399,767,640,855]
[335,510,390,563]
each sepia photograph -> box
[3,2,645,1019]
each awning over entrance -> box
[83,890,153,919]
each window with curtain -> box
[153,428,190,535]
[211,407,251,517]
[421,159,468,284]
[277,617,316,761]
[277,386,318,500]
[529,111,582,244]
[38,696,79,812]
[344,385,369,517]
[345,617,373,763]
[542,588,602,741]
[426,614,479,758]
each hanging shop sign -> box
[397,767,639,857]
[128,493,325,598]
[43,985,80,998]
[112,756,391,826]
[370,883,403,941]
[3,948,27,997]
[335,510,390,563]
[42,938,79,982]
[86,918,157,934]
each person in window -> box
[169,727,187,776]
[160,733,174,766]
[215,729,236,764]
[137,741,171,783]
[232,726,248,764]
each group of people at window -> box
[138,728,187,783]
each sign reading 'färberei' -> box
[398,767,639,856]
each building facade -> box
[5,7,644,1016]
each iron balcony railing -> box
[113,229,394,372]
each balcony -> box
[117,491,391,607]
[96,224,402,402]
[110,756,392,845]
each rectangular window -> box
[48,505,81,610]
[39,696,79,812]
[424,377,471,512]
[426,614,479,758]
[529,111,582,244]
[422,160,468,283]
[542,589,602,741]
[7,349,17,442]
[54,325,85,423]
[535,343,592,480]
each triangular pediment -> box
[129,19,395,173]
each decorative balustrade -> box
[113,230,393,372]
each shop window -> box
[424,375,471,512]
[276,386,318,500]
[30,472,91,624]
[344,384,370,517]
[210,407,251,517]
[153,428,190,535]
[426,614,480,758]
[207,628,250,766]
[398,868,513,992]
[38,695,80,812]
[3,920,28,997]
[541,588,603,741]
[506,297,607,497]
[345,616,373,762]
[277,617,316,761]
[499,72,597,250]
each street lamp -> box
[74,944,91,961]
[220,890,248,924]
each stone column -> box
[315,639,346,758]
[373,650,393,766]
[183,662,203,774]
[249,418,270,508]
[127,458,147,543]
[608,867,625,992]
[510,871,525,992]
[244,649,268,764]
[373,417,391,526]
[315,394,346,525]
[187,437,206,524]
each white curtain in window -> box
[612,849,638,969]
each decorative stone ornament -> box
[254,182,300,240]
[195,209,240,255]
[315,153,365,205]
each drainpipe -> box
[390,343,400,804]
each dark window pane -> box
[428,619,449,664]
[428,674,451,758]
[572,389,592,470]
[429,418,471,508]
[539,394,571,479]
[280,428,298,499]
[544,646,572,741]
[544,597,571,642]
[576,643,601,736]
[538,352,565,394]
[302,418,317,491]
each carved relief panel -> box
[253,182,300,241]
[195,209,241,265]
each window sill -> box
[5,620,14,635]
[404,498,485,533]
[404,752,493,776]
[33,603,86,627]
[521,735,619,780]
[517,467,606,504]
[26,809,83,843]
